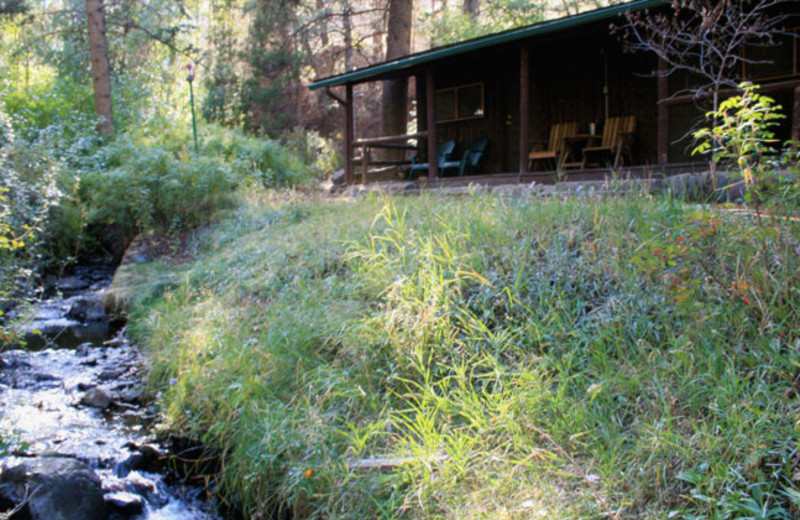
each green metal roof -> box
[308,0,666,90]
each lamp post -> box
[186,62,199,156]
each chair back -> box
[548,122,578,153]
[436,140,456,165]
[601,116,636,149]
[463,136,489,169]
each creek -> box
[0,264,220,520]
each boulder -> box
[81,386,113,409]
[0,457,106,520]
[66,296,106,323]
[331,168,346,185]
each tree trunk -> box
[381,0,412,141]
[463,0,478,17]
[343,3,354,72]
[317,0,328,46]
[86,0,114,136]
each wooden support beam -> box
[344,84,355,185]
[425,68,438,180]
[355,131,428,146]
[793,85,800,142]
[519,45,530,175]
[657,59,669,165]
[362,144,369,184]
[324,87,346,106]
[661,78,800,107]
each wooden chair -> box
[407,140,456,179]
[528,122,579,171]
[581,115,636,169]
[441,136,489,176]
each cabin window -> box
[435,83,484,123]
[668,69,706,97]
[744,31,798,81]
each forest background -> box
[0,0,622,264]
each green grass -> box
[118,188,800,519]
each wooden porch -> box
[311,0,800,187]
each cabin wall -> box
[427,49,518,174]
[527,31,659,166]
[413,7,800,176]
[423,27,660,175]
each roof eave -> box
[308,0,666,90]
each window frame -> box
[743,29,799,82]
[434,83,485,124]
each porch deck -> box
[405,162,708,189]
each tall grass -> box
[121,189,800,519]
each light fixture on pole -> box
[186,61,199,156]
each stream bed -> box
[0,265,220,519]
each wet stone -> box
[0,457,106,520]
[81,386,112,409]
[75,342,94,356]
[56,276,90,292]
[66,296,107,322]
[105,490,145,516]
[123,471,157,496]
[99,368,125,381]
[119,386,145,404]
[0,358,31,370]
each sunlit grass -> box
[118,189,800,519]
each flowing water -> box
[0,266,220,519]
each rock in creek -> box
[56,276,91,292]
[105,490,145,516]
[81,386,113,409]
[66,295,107,322]
[0,457,106,520]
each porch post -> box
[793,84,800,142]
[426,67,438,180]
[519,45,530,175]
[657,59,669,165]
[344,83,355,185]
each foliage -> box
[120,190,800,519]
[424,1,546,46]
[0,0,27,17]
[0,106,63,342]
[424,0,624,46]
[239,0,301,135]
[51,119,324,261]
[693,83,786,191]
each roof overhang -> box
[308,0,666,90]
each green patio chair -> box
[441,136,489,176]
[407,140,456,179]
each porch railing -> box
[352,131,428,184]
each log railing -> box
[352,131,428,184]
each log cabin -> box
[308,0,800,187]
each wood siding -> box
[419,24,660,175]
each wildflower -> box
[677,236,683,242]
[742,297,750,304]
[304,468,314,478]
[654,249,661,254]
[670,285,676,291]
[673,297,678,303]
